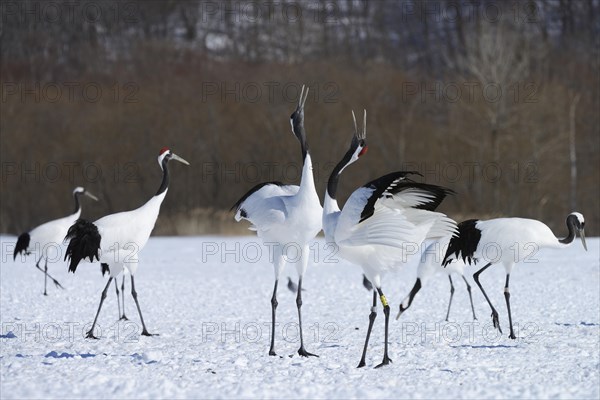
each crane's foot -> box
[43,292,48,296]
[268,349,277,356]
[508,332,516,340]
[119,314,129,321]
[53,279,64,289]
[85,330,99,340]
[357,359,367,368]
[374,355,392,369]
[140,329,158,337]
[491,311,502,334]
[298,346,319,358]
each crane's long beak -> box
[172,153,190,166]
[297,84,308,111]
[84,191,99,201]
[579,228,587,251]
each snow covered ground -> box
[1,235,598,399]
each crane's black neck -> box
[296,124,309,161]
[301,140,309,162]
[156,158,170,196]
[291,112,309,162]
[558,216,577,244]
[327,146,356,200]
[400,278,422,313]
[73,192,81,214]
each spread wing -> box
[231,181,299,231]
[335,172,456,248]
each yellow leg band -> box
[380,295,389,307]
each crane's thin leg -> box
[445,275,455,321]
[130,276,156,336]
[34,256,64,290]
[504,274,516,339]
[375,288,392,368]
[357,290,377,368]
[269,247,285,356]
[269,280,279,356]
[114,279,121,321]
[297,277,318,357]
[375,288,392,369]
[35,255,43,272]
[43,258,48,296]
[120,275,128,320]
[462,276,477,320]
[86,277,113,339]
[473,263,502,334]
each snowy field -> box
[1,235,599,399]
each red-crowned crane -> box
[65,148,189,339]
[322,111,457,368]
[443,214,587,339]
[231,86,323,357]
[13,187,98,295]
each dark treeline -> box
[1,0,599,235]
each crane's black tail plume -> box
[101,263,110,276]
[443,219,481,266]
[64,219,101,273]
[14,233,31,260]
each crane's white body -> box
[447,217,578,276]
[17,187,96,260]
[94,191,167,277]
[235,155,322,279]
[27,208,81,259]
